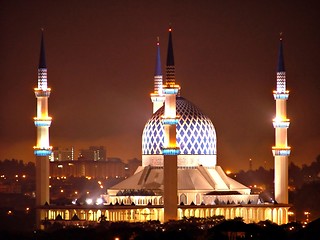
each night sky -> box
[1,1,319,171]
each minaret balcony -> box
[273,91,289,100]
[34,117,52,127]
[150,94,165,103]
[163,84,180,94]
[272,147,291,156]
[34,88,51,97]
[34,146,53,156]
[273,119,290,128]
[162,147,180,156]
[161,116,180,125]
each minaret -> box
[272,34,290,204]
[162,26,180,222]
[150,38,165,113]
[34,30,52,227]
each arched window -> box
[265,208,272,221]
[196,194,201,205]
[65,210,70,220]
[272,208,278,223]
[180,193,187,205]
[80,210,86,220]
[88,210,94,221]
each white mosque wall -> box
[142,154,216,167]
[106,190,258,208]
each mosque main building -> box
[107,27,254,207]
[36,27,290,228]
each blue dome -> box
[142,97,217,156]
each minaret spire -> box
[276,33,286,93]
[272,34,290,208]
[165,26,175,85]
[37,30,49,90]
[277,33,285,73]
[39,30,46,69]
[150,37,165,113]
[155,37,162,76]
[162,25,180,222]
[34,30,52,228]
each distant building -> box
[50,158,127,179]
[50,147,74,162]
[78,146,106,161]
[0,182,21,193]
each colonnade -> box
[42,204,289,226]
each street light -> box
[304,211,310,224]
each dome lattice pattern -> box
[142,97,216,155]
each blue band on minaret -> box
[277,37,285,72]
[39,31,47,69]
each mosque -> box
[34,28,290,228]
[106,29,256,207]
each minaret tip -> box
[155,37,162,76]
[166,25,174,68]
[277,34,285,72]
[39,31,47,69]
[151,36,164,113]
